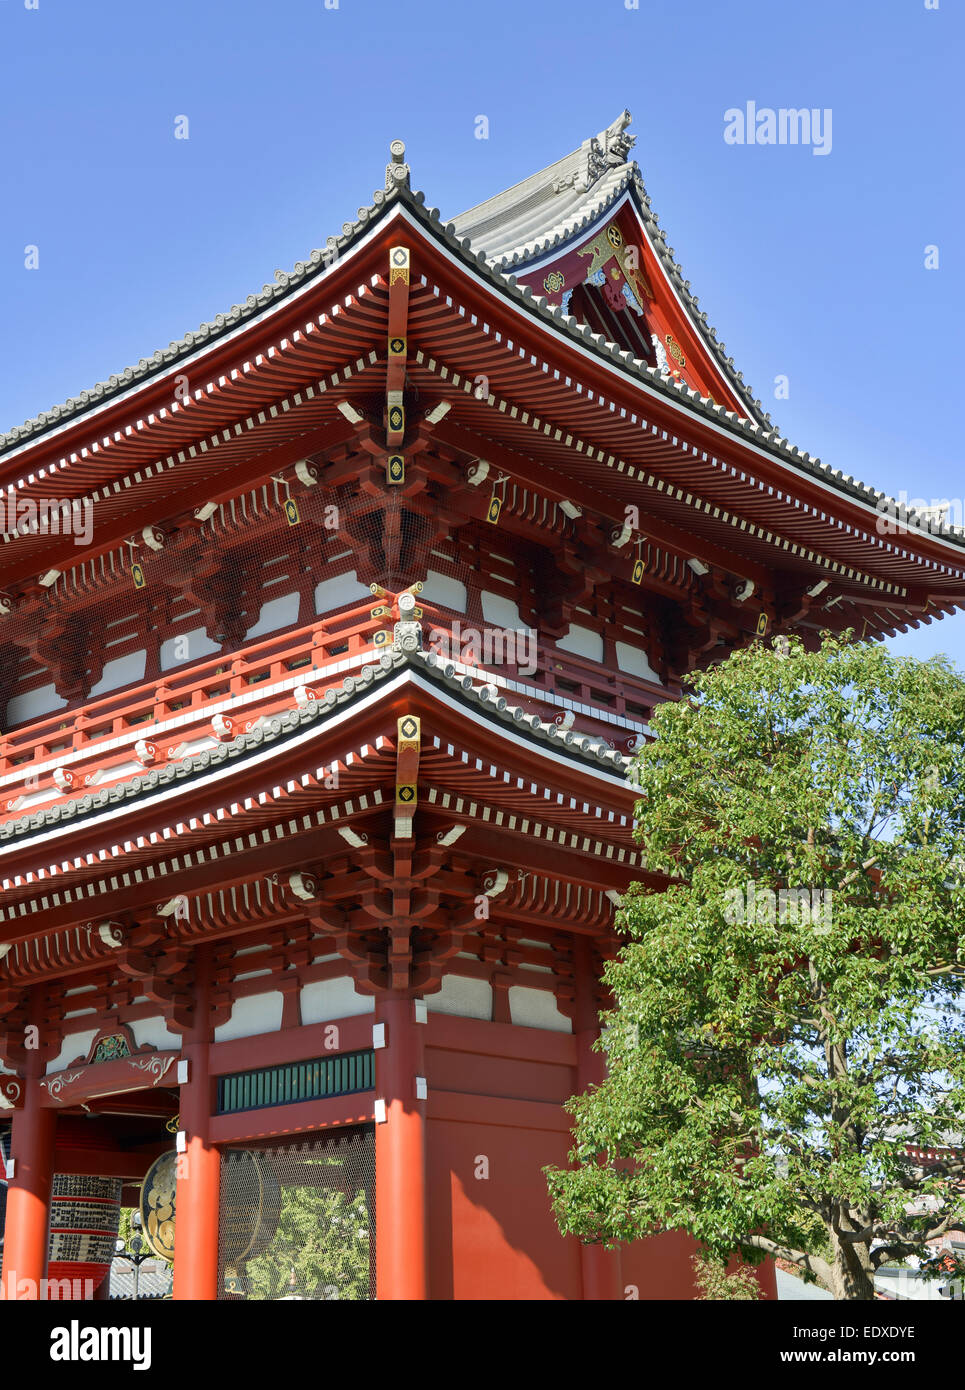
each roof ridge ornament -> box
[555,109,636,195]
[385,139,411,192]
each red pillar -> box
[1,1055,56,1300]
[172,947,220,1301]
[374,993,428,1299]
[573,938,624,1301]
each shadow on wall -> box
[427,1118,749,1300]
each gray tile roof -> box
[450,110,771,431]
[0,643,631,847]
[108,1257,172,1300]
[3,124,963,555]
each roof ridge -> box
[0,161,416,458]
[2,136,961,551]
[0,643,629,847]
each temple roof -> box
[450,110,769,430]
[0,645,631,849]
[2,115,963,556]
[450,114,639,265]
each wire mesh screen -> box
[218,1126,375,1301]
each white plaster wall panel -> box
[615,641,662,684]
[245,591,300,639]
[130,1015,181,1052]
[214,991,284,1042]
[508,986,572,1033]
[300,977,375,1025]
[480,590,524,628]
[314,571,371,615]
[160,627,220,670]
[420,570,468,613]
[88,650,147,696]
[6,682,69,726]
[424,975,493,1021]
[557,623,604,663]
[46,1029,99,1074]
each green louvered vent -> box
[217,1050,374,1115]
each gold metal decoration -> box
[665,334,686,368]
[387,397,405,435]
[284,497,301,526]
[486,495,502,525]
[577,226,653,305]
[131,562,146,590]
[386,454,405,485]
[543,270,565,294]
[606,223,623,248]
[139,1146,281,1268]
[399,714,420,743]
[631,558,645,585]
[756,612,769,636]
[139,1151,177,1262]
[389,246,410,286]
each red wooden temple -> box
[2,111,964,1301]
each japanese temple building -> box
[2,111,964,1302]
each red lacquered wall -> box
[420,1012,774,1300]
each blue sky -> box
[2,0,962,667]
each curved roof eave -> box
[0,647,632,855]
[3,140,964,560]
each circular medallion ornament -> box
[665,334,686,367]
[138,1147,282,1265]
[140,1151,177,1262]
[606,224,623,248]
[543,270,565,295]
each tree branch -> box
[745,1234,832,1289]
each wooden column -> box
[172,946,220,1301]
[0,1051,56,1300]
[573,938,624,1301]
[374,992,428,1299]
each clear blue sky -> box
[2,0,962,666]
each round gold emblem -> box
[140,1151,177,1262]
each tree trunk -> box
[829,1232,876,1300]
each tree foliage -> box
[691,1252,764,1301]
[547,634,965,1299]
[243,1162,371,1300]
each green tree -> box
[547,634,965,1300]
[243,1161,370,1300]
[691,1252,764,1301]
